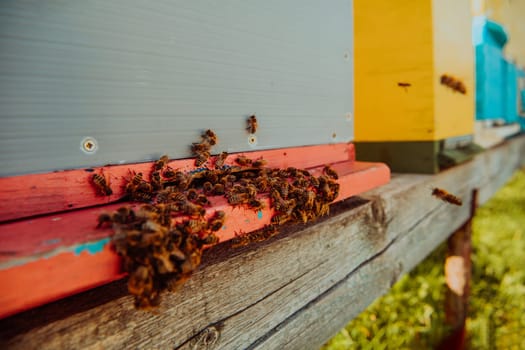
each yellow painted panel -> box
[433,0,475,139]
[354,0,435,141]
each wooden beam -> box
[1,135,524,350]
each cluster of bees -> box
[440,74,467,94]
[93,115,340,310]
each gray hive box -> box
[0,1,354,177]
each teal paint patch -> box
[72,238,111,256]
[257,210,263,219]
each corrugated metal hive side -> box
[0,0,354,176]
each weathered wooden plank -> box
[1,135,524,350]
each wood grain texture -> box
[1,135,524,350]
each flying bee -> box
[252,158,268,168]
[323,165,339,180]
[431,188,462,206]
[235,155,252,166]
[154,155,169,170]
[215,151,228,169]
[247,115,258,134]
[208,210,226,232]
[91,172,113,196]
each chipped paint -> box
[42,238,61,246]
[73,238,111,256]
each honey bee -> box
[203,181,213,194]
[204,129,218,146]
[252,158,268,168]
[163,167,177,180]
[151,171,163,191]
[91,172,113,196]
[212,183,225,195]
[248,199,265,211]
[227,192,249,205]
[397,82,411,88]
[215,151,228,169]
[323,165,338,180]
[195,194,211,206]
[235,155,252,166]
[247,115,258,134]
[431,188,462,206]
[271,213,290,225]
[154,155,169,170]
[96,212,113,228]
[208,210,226,232]
[181,201,206,217]
[187,188,198,201]
[183,218,207,234]
[195,151,210,167]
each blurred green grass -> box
[322,170,525,350]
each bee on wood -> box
[183,218,207,234]
[212,183,225,195]
[202,181,213,194]
[163,167,177,180]
[154,155,169,171]
[247,115,258,134]
[151,171,163,191]
[431,188,462,206]
[227,192,250,205]
[187,188,198,201]
[235,155,252,166]
[195,194,211,206]
[323,165,339,180]
[91,172,113,196]
[248,199,265,211]
[271,213,291,225]
[252,158,267,168]
[181,201,206,217]
[195,151,210,167]
[208,210,226,232]
[215,151,228,169]
[255,176,269,192]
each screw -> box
[81,137,98,154]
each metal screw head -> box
[247,134,258,147]
[81,137,98,154]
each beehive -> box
[353,0,476,173]
[0,1,391,318]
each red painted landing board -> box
[0,160,390,319]
[0,143,353,222]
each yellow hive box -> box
[354,0,477,173]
